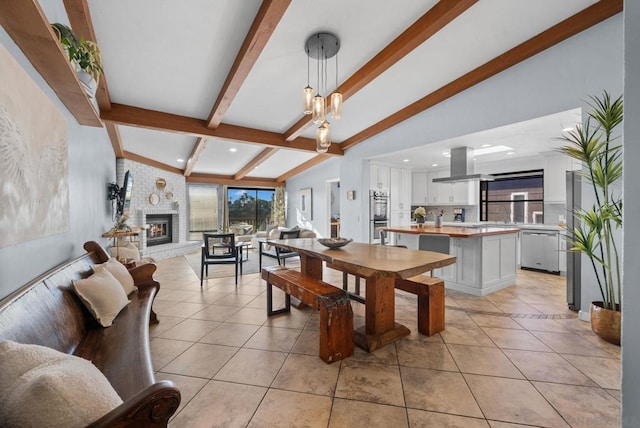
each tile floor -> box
[149,252,621,427]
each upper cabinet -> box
[412,171,428,205]
[370,165,389,191]
[544,155,581,203]
[426,170,477,205]
[389,167,411,211]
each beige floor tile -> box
[330,399,409,427]
[530,331,613,357]
[170,380,266,428]
[503,349,596,386]
[152,299,180,313]
[469,313,524,330]
[225,307,268,325]
[396,340,457,371]
[158,318,221,342]
[248,389,332,428]
[407,409,489,427]
[444,309,478,327]
[149,315,184,338]
[562,354,621,389]
[264,308,313,329]
[351,342,399,365]
[482,327,552,351]
[533,381,621,427]
[554,317,594,335]
[214,348,287,387]
[271,353,340,396]
[290,329,319,356]
[162,343,238,378]
[440,325,496,347]
[335,360,405,407]
[488,421,538,428]
[448,344,523,378]
[214,293,258,306]
[244,325,301,352]
[156,302,210,318]
[182,291,231,305]
[581,333,622,359]
[199,322,260,347]
[189,304,241,322]
[149,338,193,371]
[455,299,503,313]
[513,317,572,333]
[401,367,483,418]
[606,388,621,401]
[463,374,568,427]
[155,372,207,414]
[492,301,542,314]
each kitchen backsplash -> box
[411,203,567,225]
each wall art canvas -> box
[0,44,69,248]
[299,187,312,220]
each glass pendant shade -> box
[312,95,325,124]
[330,92,342,119]
[316,120,331,153]
[303,86,313,115]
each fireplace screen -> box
[146,214,172,246]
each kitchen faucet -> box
[500,205,510,224]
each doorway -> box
[327,179,340,238]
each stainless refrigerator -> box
[566,170,582,311]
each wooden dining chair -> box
[201,233,242,286]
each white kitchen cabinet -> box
[412,171,428,204]
[390,210,411,227]
[426,170,477,205]
[451,180,477,205]
[390,167,411,210]
[426,171,441,204]
[370,165,389,190]
[544,155,581,203]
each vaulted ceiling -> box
[0,0,623,188]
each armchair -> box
[258,229,301,271]
[201,233,242,286]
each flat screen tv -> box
[118,170,134,216]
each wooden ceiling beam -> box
[206,0,291,129]
[101,103,343,155]
[187,173,284,188]
[276,154,331,182]
[341,0,623,150]
[235,147,278,180]
[105,122,124,158]
[283,0,478,141]
[184,137,208,177]
[123,151,184,175]
[63,0,112,112]
[0,0,102,126]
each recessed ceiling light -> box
[562,127,575,132]
[177,158,184,163]
[442,151,449,155]
[403,159,409,163]
[481,144,491,148]
[473,145,514,156]
[431,163,438,167]
[230,148,237,152]
[507,151,515,155]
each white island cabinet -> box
[386,225,519,296]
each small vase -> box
[434,216,443,228]
[590,302,620,345]
[416,217,425,224]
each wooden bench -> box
[261,266,354,363]
[395,275,445,336]
[0,241,181,427]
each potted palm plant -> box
[559,91,623,345]
[51,23,103,98]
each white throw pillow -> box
[0,341,123,428]
[108,242,141,261]
[73,268,130,327]
[94,258,137,295]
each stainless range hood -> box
[432,147,495,182]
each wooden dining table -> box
[266,238,456,352]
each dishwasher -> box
[521,229,560,273]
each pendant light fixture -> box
[302,32,341,152]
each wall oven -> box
[370,190,388,243]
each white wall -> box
[0,23,114,298]
[623,0,640,425]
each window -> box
[188,184,219,240]
[480,170,544,224]
[227,187,276,232]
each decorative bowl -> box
[317,238,353,249]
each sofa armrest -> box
[87,381,181,428]
[129,263,157,287]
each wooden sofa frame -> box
[0,241,181,427]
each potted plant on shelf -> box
[51,23,103,98]
[559,91,623,345]
[414,206,426,225]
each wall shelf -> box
[0,0,102,127]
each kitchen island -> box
[381,225,520,296]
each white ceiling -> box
[86,0,599,181]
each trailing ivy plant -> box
[558,92,623,311]
[51,23,103,81]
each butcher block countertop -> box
[381,225,520,238]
